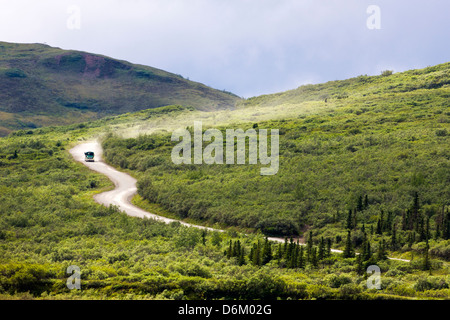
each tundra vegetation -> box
[0,63,449,299]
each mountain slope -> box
[238,62,450,109]
[99,62,449,245]
[0,41,240,136]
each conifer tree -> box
[285,237,294,262]
[419,216,426,242]
[364,194,369,209]
[343,230,355,258]
[276,243,283,263]
[376,238,387,261]
[407,231,415,247]
[238,246,245,266]
[318,237,325,261]
[413,192,420,217]
[356,253,364,275]
[232,240,240,257]
[385,212,393,235]
[201,230,206,245]
[249,246,255,264]
[256,241,262,266]
[406,209,413,230]
[357,195,364,212]
[227,240,233,258]
[376,211,384,235]
[422,239,431,271]
[346,209,353,230]
[262,238,272,265]
[250,241,262,266]
[306,232,313,262]
[283,237,288,255]
[326,238,332,258]
[289,243,299,268]
[298,246,304,268]
[401,210,407,231]
[444,209,450,240]
[362,239,372,261]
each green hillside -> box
[101,62,450,258]
[0,42,240,136]
[0,62,449,300]
[238,63,450,108]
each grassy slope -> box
[0,41,240,136]
[100,63,450,258]
[0,119,448,300]
[0,62,449,300]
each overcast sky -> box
[0,0,449,97]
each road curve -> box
[69,140,410,262]
[69,141,221,231]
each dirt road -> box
[69,141,216,229]
[69,140,410,262]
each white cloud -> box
[0,0,449,97]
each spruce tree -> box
[363,239,372,261]
[232,240,239,257]
[201,230,206,245]
[376,211,384,235]
[406,209,412,230]
[376,239,387,261]
[401,210,407,231]
[283,237,288,255]
[326,238,332,258]
[343,230,355,258]
[386,212,393,235]
[413,192,420,218]
[238,246,245,266]
[286,237,294,262]
[306,232,313,262]
[444,209,450,240]
[262,238,272,265]
[419,216,426,242]
[357,195,363,212]
[298,246,304,268]
[435,219,441,240]
[226,240,233,258]
[289,243,299,268]
[422,239,431,271]
[250,242,262,266]
[356,253,364,275]
[276,243,283,263]
[249,246,255,264]
[346,209,353,230]
[318,237,325,261]
[256,241,262,266]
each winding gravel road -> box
[69,141,218,230]
[69,140,409,262]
